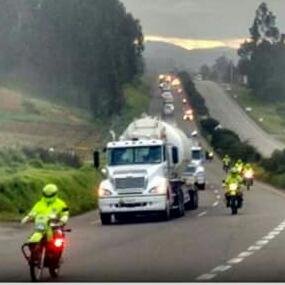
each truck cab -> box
[95,116,199,225]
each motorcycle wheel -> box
[30,245,46,282]
[231,206,238,215]
[49,267,60,278]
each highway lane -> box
[1,84,285,281]
[195,80,284,157]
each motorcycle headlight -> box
[244,170,253,178]
[98,187,112,197]
[229,183,238,191]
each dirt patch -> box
[0,88,22,112]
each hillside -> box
[0,88,100,160]
[144,41,238,73]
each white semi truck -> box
[94,115,199,225]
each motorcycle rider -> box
[21,184,69,242]
[234,159,244,174]
[223,167,243,207]
[222,154,231,171]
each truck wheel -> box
[173,191,185,218]
[100,213,112,225]
[160,204,171,221]
[199,183,206,190]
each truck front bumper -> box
[99,195,167,214]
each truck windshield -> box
[108,146,162,166]
[192,150,202,160]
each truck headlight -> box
[149,185,167,194]
[98,187,112,197]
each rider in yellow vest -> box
[21,184,69,242]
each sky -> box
[121,0,285,50]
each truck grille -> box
[115,177,145,190]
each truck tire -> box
[100,213,112,225]
[189,190,199,210]
[173,190,185,218]
[160,203,171,221]
[198,183,206,190]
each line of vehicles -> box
[94,74,211,225]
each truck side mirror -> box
[172,147,179,164]
[93,150,100,169]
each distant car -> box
[195,74,203,81]
[163,103,174,115]
[183,109,194,121]
[161,82,171,92]
[182,98,187,104]
[162,91,174,103]
[182,163,206,190]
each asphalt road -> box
[195,80,284,157]
[1,85,285,282]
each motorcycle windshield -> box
[34,215,49,232]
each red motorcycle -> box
[21,216,71,281]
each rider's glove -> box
[60,215,68,225]
[21,216,30,224]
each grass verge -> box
[0,164,100,221]
[229,85,285,143]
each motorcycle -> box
[21,215,71,282]
[226,183,242,215]
[243,169,254,191]
[223,163,230,173]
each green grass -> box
[0,164,100,221]
[230,85,285,142]
[0,79,151,221]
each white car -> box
[182,163,206,190]
[163,103,174,115]
[162,91,174,103]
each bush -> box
[178,71,209,116]
[22,147,82,168]
[0,166,100,220]
[200,118,220,135]
[261,149,285,174]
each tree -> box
[238,2,285,101]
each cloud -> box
[145,35,246,50]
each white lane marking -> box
[212,201,219,207]
[275,226,285,231]
[212,265,232,272]
[198,211,207,217]
[214,190,219,194]
[256,240,269,246]
[238,251,253,258]
[90,219,100,225]
[216,195,221,199]
[263,235,276,240]
[227,257,244,264]
[248,245,263,251]
[195,220,285,281]
[196,273,216,281]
